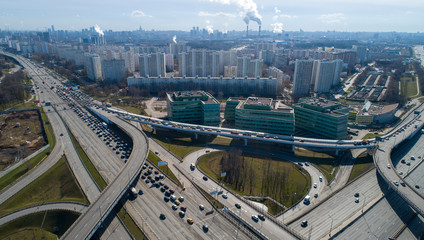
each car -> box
[222,194,228,199]
[60,133,63,136]
[313,183,317,188]
[406,162,411,166]
[164,196,170,202]
[411,156,416,160]
[304,162,309,166]
[251,215,259,222]
[387,164,391,169]
[416,185,420,189]
[319,176,323,182]
[401,159,406,163]
[159,213,166,220]
[172,204,178,210]
[145,179,150,184]
[258,214,265,221]
[401,182,406,187]
[178,196,184,202]
[187,218,194,224]
[393,181,399,186]
[203,224,209,232]
[354,192,360,197]
[298,162,303,166]
[301,220,308,227]
[203,176,208,181]
[138,190,143,195]
[179,211,185,217]
[170,195,176,201]
[235,203,241,209]
[155,151,159,154]
[314,193,318,198]
[355,198,359,203]
[174,200,181,205]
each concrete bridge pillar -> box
[244,139,247,146]
[292,145,295,152]
[195,133,198,140]
[335,149,339,156]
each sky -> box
[1,0,423,33]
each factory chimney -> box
[258,25,261,37]
[246,25,249,38]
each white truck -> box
[304,195,310,204]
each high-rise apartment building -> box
[236,56,263,78]
[84,53,102,81]
[293,59,314,95]
[139,52,166,77]
[102,59,126,83]
[178,50,219,77]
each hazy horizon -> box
[1,0,423,33]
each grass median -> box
[0,156,87,217]
[147,151,182,187]
[348,153,374,183]
[69,131,107,191]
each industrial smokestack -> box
[258,25,261,37]
[246,25,249,37]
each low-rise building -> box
[166,91,220,126]
[293,98,349,139]
[235,97,295,135]
[224,97,295,135]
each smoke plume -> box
[209,0,262,26]
[94,24,104,36]
[271,22,283,33]
[172,35,177,44]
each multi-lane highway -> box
[374,101,424,217]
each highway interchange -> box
[1,50,424,239]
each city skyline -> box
[1,0,423,33]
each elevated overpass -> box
[61,111,149,239]
[374,102,424,217]
[97,105,376,153]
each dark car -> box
[159,213,166,220]
[235,203,241,209]
[203,176,208,181]
[301,220,308,227]
[258,214,265,221]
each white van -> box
[304,195,310,204]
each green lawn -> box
[0,210,80,239]
[0,108,55,191]
[348,153,374,182]
[69,132,107,190]
[153,136,202,160]
[115,202,145,240]
[0,156,88,217]
[401,76,418,98]
[198,151,310,209]
[147,151,181,186]
[294,148,339,182]
[362,133,383,140]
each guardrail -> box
[223,207,269,240]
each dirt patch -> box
[0,110,46,170]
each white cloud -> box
[198,11,236,18]
[130,10,152,18]
[318,13,345,24]
[280,14,298,19]
[274,7,281,14]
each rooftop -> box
[167,90,219,104]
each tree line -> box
[0,71,30,107]
[219,148,306,206]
